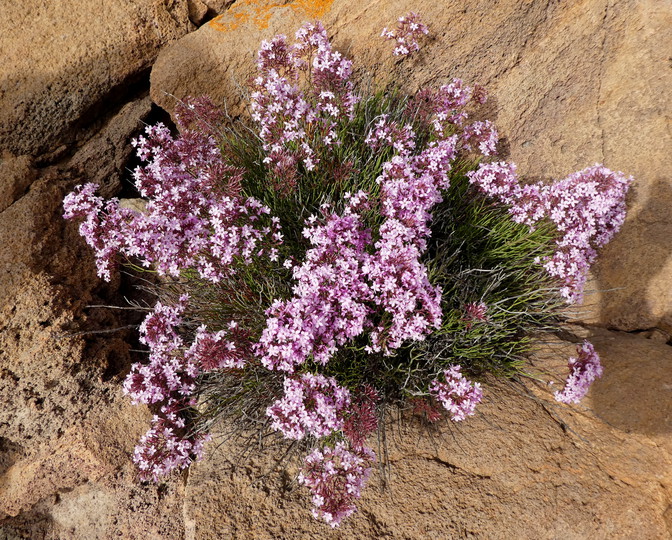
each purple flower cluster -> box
[342,385,379,450]
[132,405,209,483]
[542,165,631,303]
[429,365,483,421]
[367,142,456,352]
[381,12,429,56]
[462,301,489,329]
[266,373,351,440]
[63,14,632,526]
[462,120,499,156]
[257,192,374,371]
[63,116,281,284]
[251,22,358,183]
[298,442,375,527]
[365,114,416,155]
[468,163,631,302]
[187,322,250,371]
[63,98,288,479]
[123,296,194,405]
[63,184,138,281]
[121,296,210,480]
[554,340,603,404]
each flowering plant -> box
[63,15,631,527]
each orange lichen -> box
[208,0,334,32]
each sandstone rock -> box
[188,0,211,26]
[68,96,152,196]
[150,0,672,332]
[0,0,193,157]
[0,156,35,213]
[0,69,180,540]
[0,93,152,312]
[200,0,235,16]
[0,227,184,538]
[183,327,671,538]
[587,328,672,455]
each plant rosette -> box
[63,14,632,527]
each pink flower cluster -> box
[187,322,250,371]
[132,404,209,483]
[121,296,210,480]
[409,79,475,135]
[257,193,374,371]
[63,184,138,281]
[63,16,631,525]
[364,114,416,155]
[298,442,375,527]
[554,340,603,404]
[468,163,631,303]
[123,296,195,405]
[267,373,351,440]
[64,115,281,283]
[342,385,379,450]
[462,120,498,156]
[462,301,489,329]
[251,22,358,182]
[429,366,483,421]
[258,139,458,367]
[381,12,429,56]
[367,142,456,352]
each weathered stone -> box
[0,0,193,156]
[188,0,210,26]
[68,96,152,196]
[150,0,672,332]
[0,155,35,213]
[184,327,671,538]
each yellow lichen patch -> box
[208,0,335,32]
[291,0,334,19]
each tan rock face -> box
[0,0,192,156]
[0,90,180,537]
[150,0,672,333]
[184,329,672,539]
[0,0,670,538]
[0,156,35,213]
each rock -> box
[188,0,210,26]
[200,0,234,15]
[0,155,35,213]
[0,70,180,540]
[184,328,671,538]
[0,0,193,157]
[68,96,152,196]
[587,328,672,455]
[150,0,672,333]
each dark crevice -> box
[34,67,153,169]
[117,103,176,200]
[625,327,672,347]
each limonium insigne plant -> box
[63,14,632,527]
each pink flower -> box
[381,12,429,56]
[298,442,375,527]
[266,373,351,440]
[554,340,603,404]
[429,366,483,421]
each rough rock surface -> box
[151,0,672,333]
[0,91,182,537]
[0,0,193,156]
[0,0,670,538]
[184,327,672,538]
